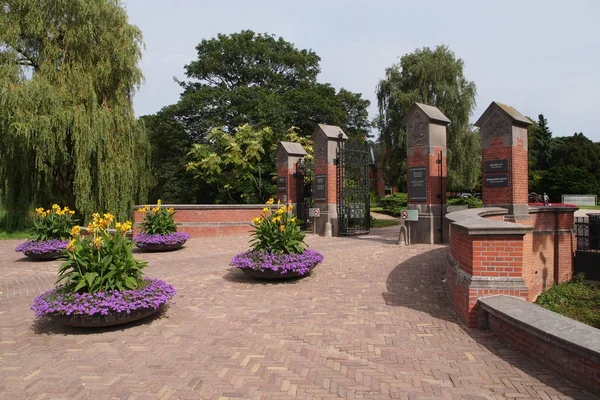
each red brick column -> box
[312,124,347,236]
[475,102,532,221]
[402,103,449,244]
[275,142,307,205]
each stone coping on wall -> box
[132,204,279,211]
[528,205,579,214]
[479,295,600,364]
[445,207,532,235]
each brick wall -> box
[133,205,278,237]
[488,313,600,395]
[482,137,528,207]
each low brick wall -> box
[133,204,277,237]
[480,295,600,395]
[445,206,576,327]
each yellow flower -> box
[273,216,281,224]
[279,225,285,232]
[277,205,287,215]
[40,211,48,219]
[263,207,269,214]
[157,199,162,206]
[167,207,175,213]
[87,222,96,233]
[115,222,122,230]
[266,198,274,205]
[152,206,160,213]
[103,213,115,227]
[70,225,81,237]
[52,204,60,211]
[119,221,132,234]
[68,210,75,216]
[277,199,281,204]
[55,209,65,216]
[35,207,44,216]
[252,217,262,225]
[290,217,296,223]
[288,204,293,211]
[93,236,103,249]
[67,239,77,252]
[138,205,148,214]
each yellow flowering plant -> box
[57,213,146,293]
[250,199,305,254]
[32,204,76,241]
[137,200,178,234]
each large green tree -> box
[0,0,151,228]
[550,133,600,185]
[376,45,479,191]
[170,30,370,140]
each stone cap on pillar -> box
[276,141,307,168]
[475,102,532,148]
[314,124,349,140]
[402,103,449,154]
[312,124,347,165]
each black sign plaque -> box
[314,174,327,201]
[277,176,287,193]
[485,173,509,187]
[485,159,509,173]
[409,166,427,201]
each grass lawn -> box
[578,206,600,210]
[535,274,600,329]
[371,219,400,228]
[370,207,404,217]
[0,230,31,240]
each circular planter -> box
[51,305,164,328]
[136,241,185,252]
[24,250,64,261]
[240,264,316,280]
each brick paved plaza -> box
[0,227,593,399]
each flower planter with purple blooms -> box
[232,249,324,279]
[15,239,69,261]
[31,278,176,328]
[133,232,190,252]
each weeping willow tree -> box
[0,0,152,228]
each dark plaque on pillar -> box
[485,159,509,173]
[409,166,427,201]
[277,177,287,193]
[485,173,509,187]
[315,174,327,201]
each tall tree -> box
[171,30,370,140]
[550,133,600,184]
[528,114,555,171]
[376,45,478,191]
[0,0,151,228]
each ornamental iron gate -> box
[336,137,371,236]
[295,158,314,231]
[575,215,600,281]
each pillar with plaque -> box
[402,103,449,244]
[275,142,307,206]
[475,102,532,221]
[312,124,347,236]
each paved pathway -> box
[0,227,593,399]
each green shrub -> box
[250,199,305,254]
[446,197,482,208]
[137,200,178,234]
[380,193,407,215]
[32,204,77,241]
[369,190,381,207]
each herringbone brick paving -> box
[0,227,594,399]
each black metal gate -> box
[574,216,600,280]
[295,158,314,230]
[336,137,371,236]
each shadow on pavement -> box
[383,246,593,399]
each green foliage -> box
[250,202,305,254]
[376,45,479,191]
[0,0,151,228]
[380,193,408,215]
[550,133,600,185]
[528,114,556,171]
[536,273,600,329]
[32,205,76,241]
[369,190,381,208]
[370,218,400,228]
[446,197,483,208]
[58,215,145,293]
[137,201,177,234]
[539,166,599,202]
[186,124,278,203]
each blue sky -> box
[124,0,600,141]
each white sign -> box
[402,210,418,221]
[309,208,320,217]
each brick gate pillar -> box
[312,124,347,236]
[402,103,449,244]
[275,142,307,205]
[475,102,532,222]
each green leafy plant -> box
[250,199,305,254]
[57,213,146,293]
[379,193,408,215]
[446,197,483,208]
[32,204,76,241]
[137,200,177,234]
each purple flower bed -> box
[133,232,190,247]
[231,249,324,275]
[31,278,176,318]
[15,239,68,255]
